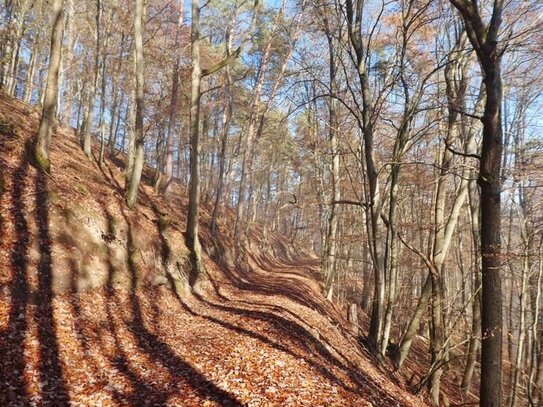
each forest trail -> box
[1,256,425,406]
[0,93,425,406]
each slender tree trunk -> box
[186,0,205,285]
[97,32,110,165]
[381,141,403,357]
[478,61,504,407]
[323,30,340,300]
[23,34,39,104]
[345,0,386,352]
[529,242,543,405]
[461,172,482,396]
[61,0,74,123]
[81,0,102,159]
[125,0,145,209]
[108,90,119,153]
[34,0,64,173]
[361,239,372,313]
[510,252,529,407]
[125,88,136,185]
[210,40,233,235]
[429,272,445,405]
[162,4,183,195]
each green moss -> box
[47,190,61,203]
[61,207,77,222]
[74,183,88,195]
[157,215,169,233]
[34,149,51,173]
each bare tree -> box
[125,0,145,208]
[160,1,184,195]
[186,0,205,286]
[448,1,506,404]
[34,0,65,173]
[80,0,102,159]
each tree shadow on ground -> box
[102,205,243,406]
[0,162,70,406]
[34,170,71,405]
[0,157,31,405]
[193,289,403,404]
[219,252,332,321]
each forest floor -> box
[0,92,428,406]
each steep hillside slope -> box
[0,92,425,406]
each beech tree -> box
[159,1,183,195]
[186,0,205,285]
[448,1,506,404]
[80,0,102,159]
[125,0,145,208]
[34,0,64,173]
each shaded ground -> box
[0,92,426,406]
[0,262,426,406]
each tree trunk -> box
[233,1,284,247]
[34,0,64,173]
[429,272,445,406]
[125,0,145,209]
[323,30,340,299]
[81,0,102,159]
[344,0,386,353]
[23,34,39,104]
[125,88,136,185]
[396,274,432,368]
[61,0,75,123]
[210,34,233,235]
[477,59,504,407]
[186,0,205,286]
[107,33,125,155]
[449,3,506,404]
[461,173,482,396]
[97,30,111,165]
[162,4,183,195]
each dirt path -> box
[0,255,425,406]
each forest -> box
[1,0,542,406]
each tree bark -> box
[60,0,74,123]
[81,0,102,159]
[162,3,184,195]
[125,0,145,209]
[186,0,205,286]
[449,1,505,404]
[23,32,39,104]
[461,171,482,396]
[34,0,64,173]
[345,0,386,353]
[323,25,340,300]
[210,16,234,236]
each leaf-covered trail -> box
[1,253,425,406]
